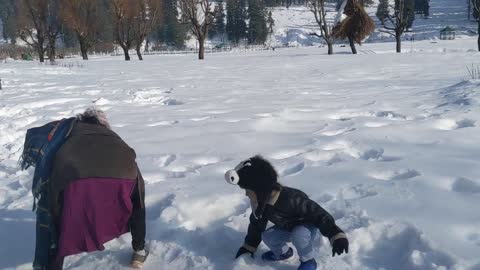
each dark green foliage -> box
[0,0,17,43]
[415,0,429,16]
[61,25,78,48]
[247,0,268,44]
[226,0,247,44]
[376,0,389,22]
[153,0,187,48]
[403,0,415,28]
[209,0,227,40]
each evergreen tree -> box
[153,0,187,48]
[403,0,415,29]
[209,0,226,41]
[247,0,268,44]
[415,0,429,17]
[226,0,247,44]
[0,0,17,44]
[376,0,389,22]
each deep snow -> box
[1,37,480,270]
[269,0,477,47]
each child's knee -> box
[291,225,313,243]
[262,227,277,243]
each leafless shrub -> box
[466,64,480,80]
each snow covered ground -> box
[269,0,477,47]
[1,36,480,270]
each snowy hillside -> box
[1,37,480,269]
[269,0,477,47]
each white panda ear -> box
[225,170,240,185]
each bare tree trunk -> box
[145,39,150,53]
[37,37,45,63]
[38,48,45,63]
[122,46,131,61]
[48,36,56,62]
[79,37,89,60]
[198,37,205,60]
[327,42,333,55]
[348,36,357,54]
[478,22,480,51]
[136,44,143,60]
[395,32,401,53]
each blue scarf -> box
[20,118,76,270]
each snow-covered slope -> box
[269,0,477,46]
[1,38,480,270]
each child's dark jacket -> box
[243,186,344,252]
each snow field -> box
[0,37,480,269]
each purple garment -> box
[56,178,135,259]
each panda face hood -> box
[224,155,279,217]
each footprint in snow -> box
[374,110,408,120]
[434,118,475,130]
[321,127,356,137]
[147,120,179,127]
[155,154,177,168]
[191,116,211,122]
[268,149,305,160]
[370,169,421,181]
[279,162,305,177]
[451,177,480,194]
[147,194,176,221]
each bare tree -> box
[333,0,375,54]
[17,0,60,63]
[309,0,335,55]
[376,0,414,53]
[110,0,136,61]
[46,0,60,62]
[132,0,163,60]
[472,0,480,51]
[179,0,215,60]
[60,0,104,60]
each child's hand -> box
[332,237,349,257]
[235,247,254,259]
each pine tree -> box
[151,0,187,48]
[415,0,429,17]
[209,0,226,41]
[0,0,17,43]
[376,0,389,22]
[404,0,415,29]
[247,0,268,44]
[226,0,247,44]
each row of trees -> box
[226,0,274,44]
[2,0,479,61]
[0,0,276,61]
[1,0,164,62]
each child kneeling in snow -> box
[225,156,348,270]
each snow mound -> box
[349,222,457,270]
